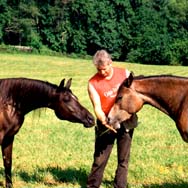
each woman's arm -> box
[88,82,117,133]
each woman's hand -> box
[103,123,117,133]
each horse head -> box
[108,72,143,129]
[54,78,95,128]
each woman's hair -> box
[93,50,112,66]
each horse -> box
[108,72,188,143]
[0,77,95,188]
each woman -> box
[87,50,137,188]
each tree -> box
[0,0,8,43]
[0,0,187,65]
[127,0,187,65]
[3,0,42,47]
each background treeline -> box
[0,0,188,65]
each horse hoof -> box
[6,183,13,188]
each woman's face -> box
[96,61,112,78]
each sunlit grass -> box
[0,53,188,187]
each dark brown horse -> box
[108,72,188,143]
[0,77,95,188]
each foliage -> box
[0,0,188,65]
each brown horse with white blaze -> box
[0,77,95,188]
[108,72,188,143]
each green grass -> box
[0,53,188,188]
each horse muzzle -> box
[83,113,95,128]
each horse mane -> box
[134,74,188,80]
[0,78,59,104]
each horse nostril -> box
[87,115,95,126]
[107,117,111,124]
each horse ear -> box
[124,72,134,87]
[59,79,65,89]
[65,78,72,89]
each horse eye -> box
[62,94,70,102]
[116,96,122,101]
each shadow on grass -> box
[103,179,188,188]
[0,168,4,187]
[1,167,188,188]
[18,166,88,187]
[142,182,188,188]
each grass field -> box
[0,52,188,188]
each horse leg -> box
[177,122,188,143]
[176,109,188,142]
[1,136,14,188]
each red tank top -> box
[89,67,127,115]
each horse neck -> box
[5,79,57,114]
[132,77,181,117]
[23,86,55,111]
